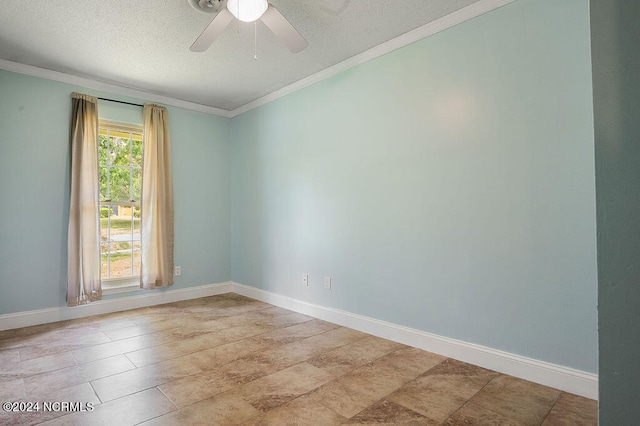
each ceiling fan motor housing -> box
[188,0,226,14]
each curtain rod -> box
[98,97,143,107]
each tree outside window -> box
[98,122,143,285]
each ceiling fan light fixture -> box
[227,0,268,22]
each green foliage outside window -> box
[99,133,143,202]
[99,127,143,281]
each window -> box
[98,120,143,291]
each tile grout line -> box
[88,380,103,405]
[335,354,449,422]
[539,390,564,425]
[446,372,504,423]
[154,385,180,413]
[22,354,137,400]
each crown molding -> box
[228,0,514,117]
[0,59,232,118]
[0,0,513,119]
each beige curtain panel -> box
[67,93,102,306]
[140,104,174,289]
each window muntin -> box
[98,121,143,284]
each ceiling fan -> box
[189,0,308,53]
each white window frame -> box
[98,120,143,295]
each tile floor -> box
[0,293,597,425]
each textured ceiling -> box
[0,0,480,111]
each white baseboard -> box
[0,280,598,400]
[231,282,598,400]
[0,281,233,331]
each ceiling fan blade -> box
[190,8,234,52]
[260,4,308,53]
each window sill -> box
[102,279,140,296]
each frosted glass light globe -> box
[227,0,268,22]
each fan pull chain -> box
[254,21,258,61]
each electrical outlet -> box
[324,276,331,290]
[175,266,181,276]
[303,273,309,286]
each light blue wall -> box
[0,70,231,314]
[231,0,597,372]
[0,0,598,376]
[590,0,640,422]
